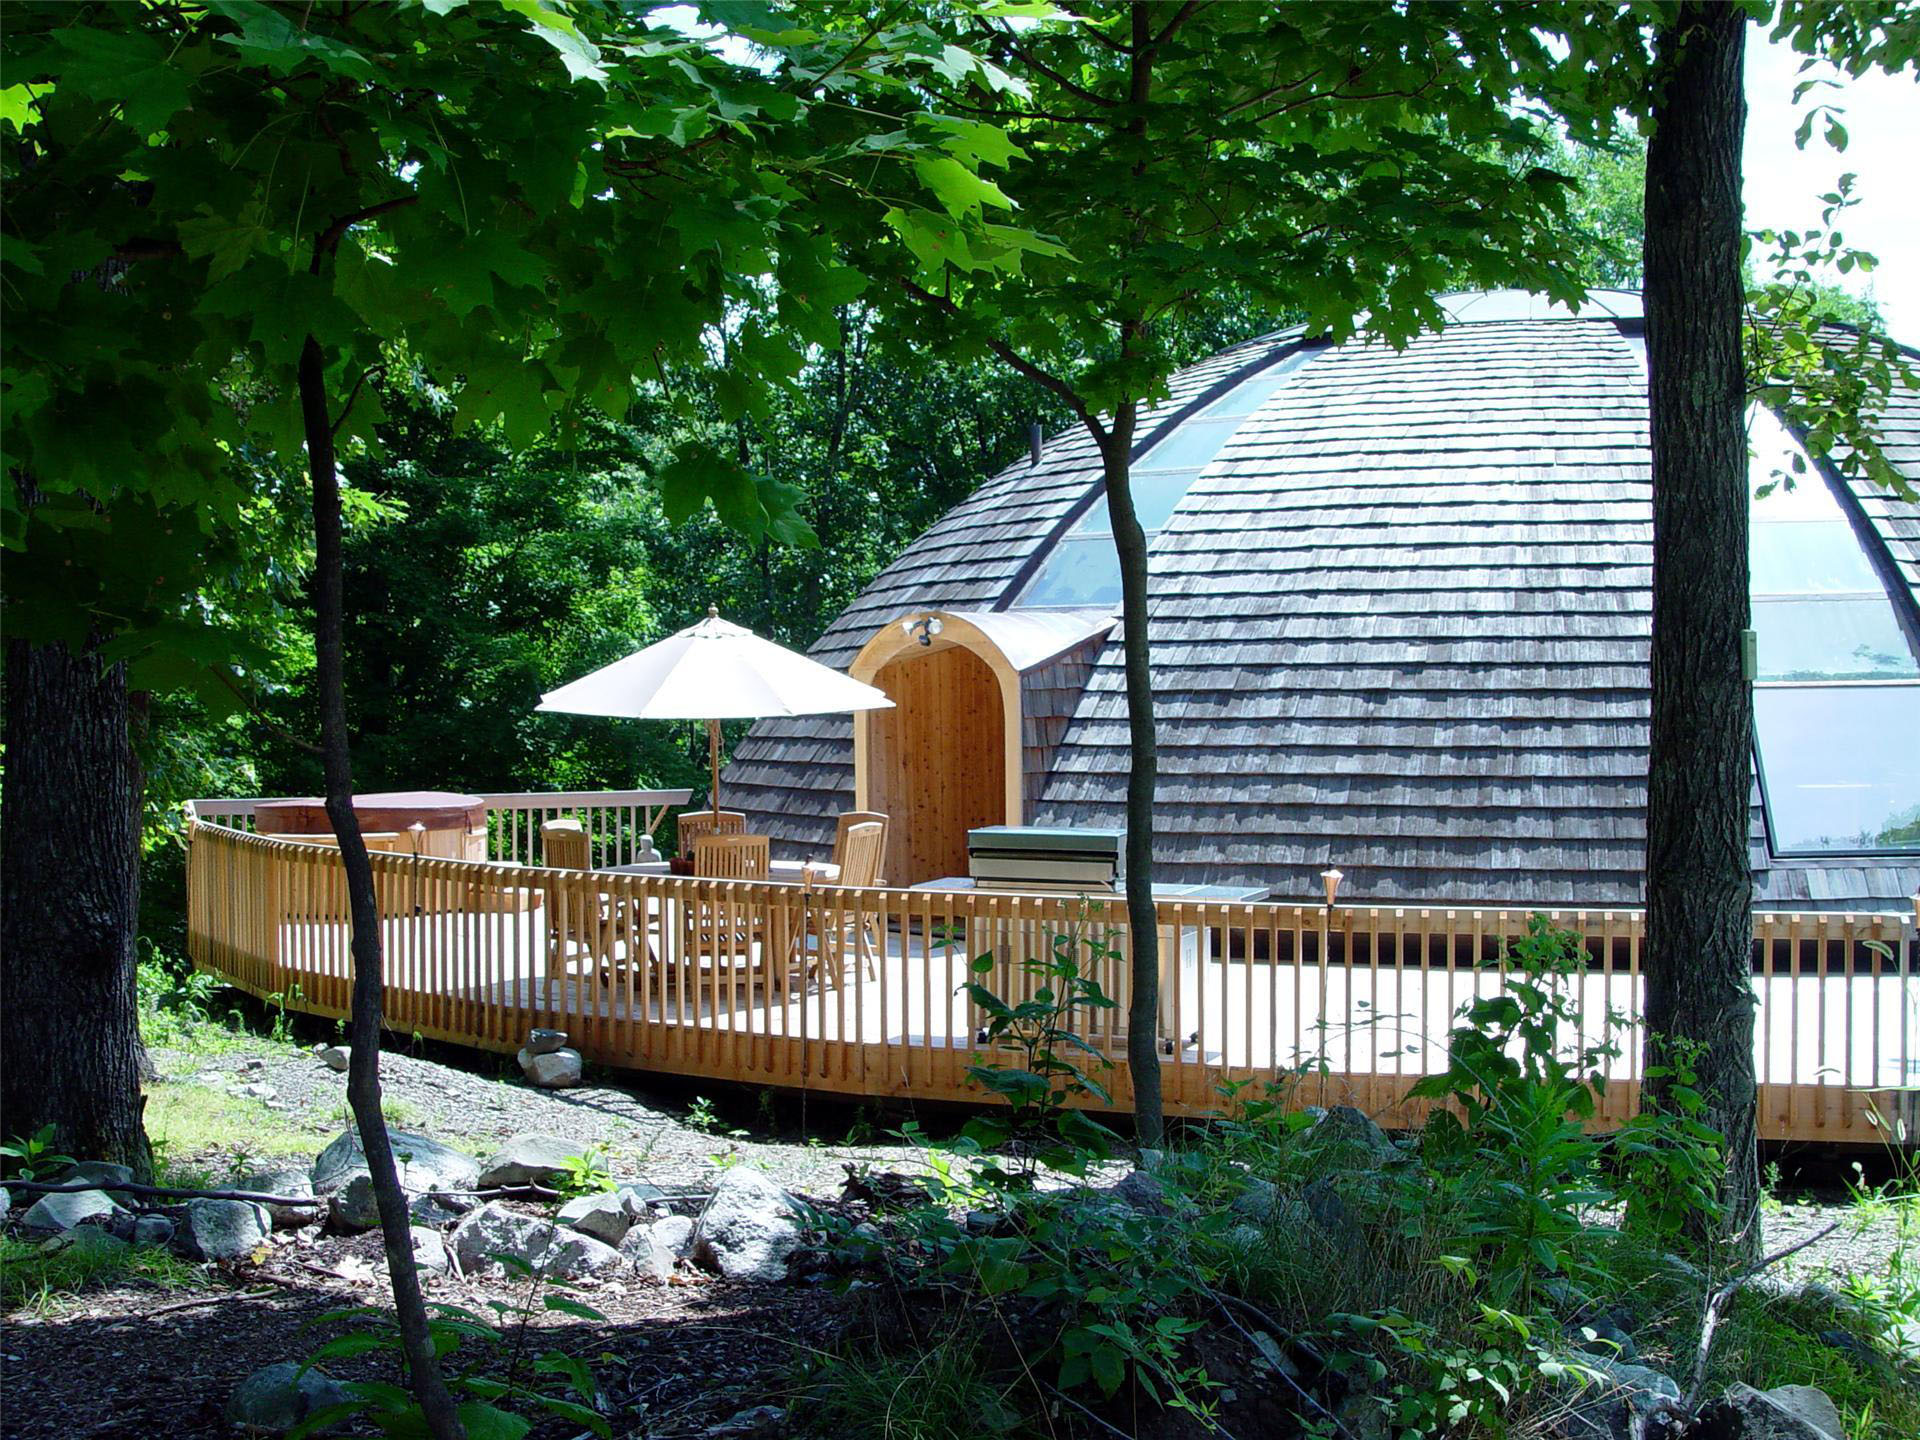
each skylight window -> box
[1016,348,1316,609]
[1748,406,1920,854]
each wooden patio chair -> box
[795,821,884,988]
[540,819,630,982]
[684,833,772,977]
[678,809,746,858]
[833,809,889,874]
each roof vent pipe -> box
[1029,422,1043,467]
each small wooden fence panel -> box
[184,817,1919,1144]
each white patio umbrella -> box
[537,606,893,817]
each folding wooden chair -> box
[685,833,772,979]
[541,819,628,982]
[678,809,746,858]
[796,821,884,987]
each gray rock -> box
[311,1128,479,1228]
[692,1168,804,1283]
[237,1167,322,1230]
[517,1046,583,1088]
[701,1406,787,1439]
[1700,1384,1844,1440]
[1229,1176,1314,1231]
[524,1028,569,1056]
[241,1057,267,1073]
[558,1189,641,1246]
[22,1188,124,1233]
[542,1228,624,1278]
[411,1225,450,1275]
[1567,1308,1638,1362]
[316,1044,351,1073]
[241,1082,278,1099]
[621,1217,689,1282]
[1101,1167,1195,1217]
[133,1215,177,1248]
[448,1201,620,1278]
[42,1226,130,1261]
[184,1197,271,1261]
[476,1134,584,1190]
[0,1185,10,1221]
[1557,1353,1681,1440]
[1305,1105,1398,1168]
[60,1160,137,1192]
[620,1181,671,1209]
[226,1361,355,1435]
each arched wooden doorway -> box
[863,643,1007,884]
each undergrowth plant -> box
[291,1261,609,1440]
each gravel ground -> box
[152,1031,934,1197]
[151,1031,1912,1283]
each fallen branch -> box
[110,1288,280,1323]
[1204,1286,1356,1440]
[4,1179,317,1206]
[1681,1220,1838,1411]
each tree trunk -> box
[0,634,152,1177]
[1100,415,1165,1148]
[1640,0,1759,1256]
[299,335,467,1440]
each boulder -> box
[22,1188,124,1233]
[0,1185,10,1221]
[311,1129,479,1229]
[61,1160,137,1192]
[621,1217,689,1282]
[1304,1105,1399,1169]
[133,1215,177,1248]
[315,1044,351,1073]
[1694,1384,1844,1440]
[237,1166,323,1229]
[1557,1353,1681,1440]
[448,1201,620,1278]
[411,1225,451,1275]
[476,1134,583,1190]
[226,1361,355,1435]
[558,1190,642,1246]
[183,1198,271,1261]
[542,1228,624,1279]
[517,1046,583,1088]
[43,1227,130,1262]
[691,1168,804,1283]
[1229,1177,1313,1231]
[1101,1168,1192,1217]
[524,1028,569,1056]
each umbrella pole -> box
[709,717,721,818]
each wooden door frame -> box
[849,612,1024,831]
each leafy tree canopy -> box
[0,0,1028,695]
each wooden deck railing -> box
[186,791,693,866]
[184,812,1920,1144]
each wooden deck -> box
[186,798,1920,1144]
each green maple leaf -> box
[913,155,1015,219]
[50,25,191,130]
[178,204,272,282]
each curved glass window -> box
[1748,405,1920,853]
[1016,348,1316,608]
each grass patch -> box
[145,1079,333,1183]
[790,1332,1029,1440]
[1,1230,208,1316]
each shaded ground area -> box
[2,1226,846,1439]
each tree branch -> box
[309,195,418,273]
[894,274,1099,437]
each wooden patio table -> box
[596,858,842,988]
[254,789,487,860]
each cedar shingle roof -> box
[723,296,1920,912]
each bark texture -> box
[300,334,466,1440]
[1100,418,1165,1147]
[0,634,152,1175]
[1641,0,1760,1254]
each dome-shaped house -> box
[725,291,1920,911]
